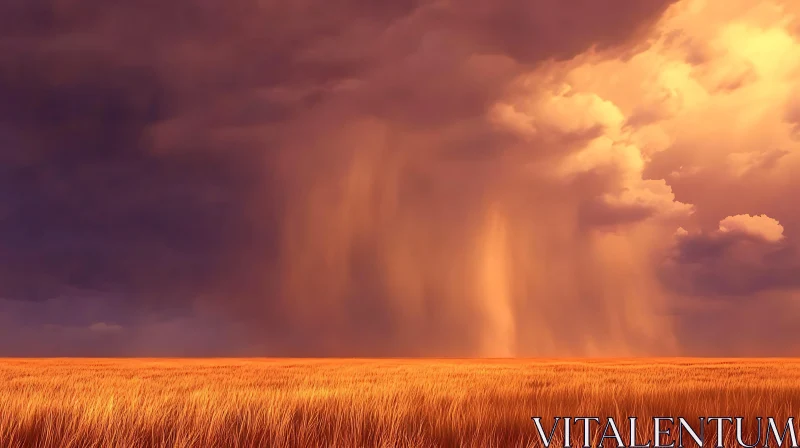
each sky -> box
[1,0,799,357]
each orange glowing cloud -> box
[263,0,800,356]
[3,0,800,356]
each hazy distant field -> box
[1,359,799,447]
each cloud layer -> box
[1,0,799,356]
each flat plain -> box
[1,358,799,447]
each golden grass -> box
[1,358,800,447]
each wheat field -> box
[1,358,800,447]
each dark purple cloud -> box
[0,0,679,355]
[661,218,800,297]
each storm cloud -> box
[2,0,799,356]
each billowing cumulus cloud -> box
[1,0,800,356]
[719,214,785,243]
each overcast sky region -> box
[1,0,799,356]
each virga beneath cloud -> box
[0,0,798,356]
